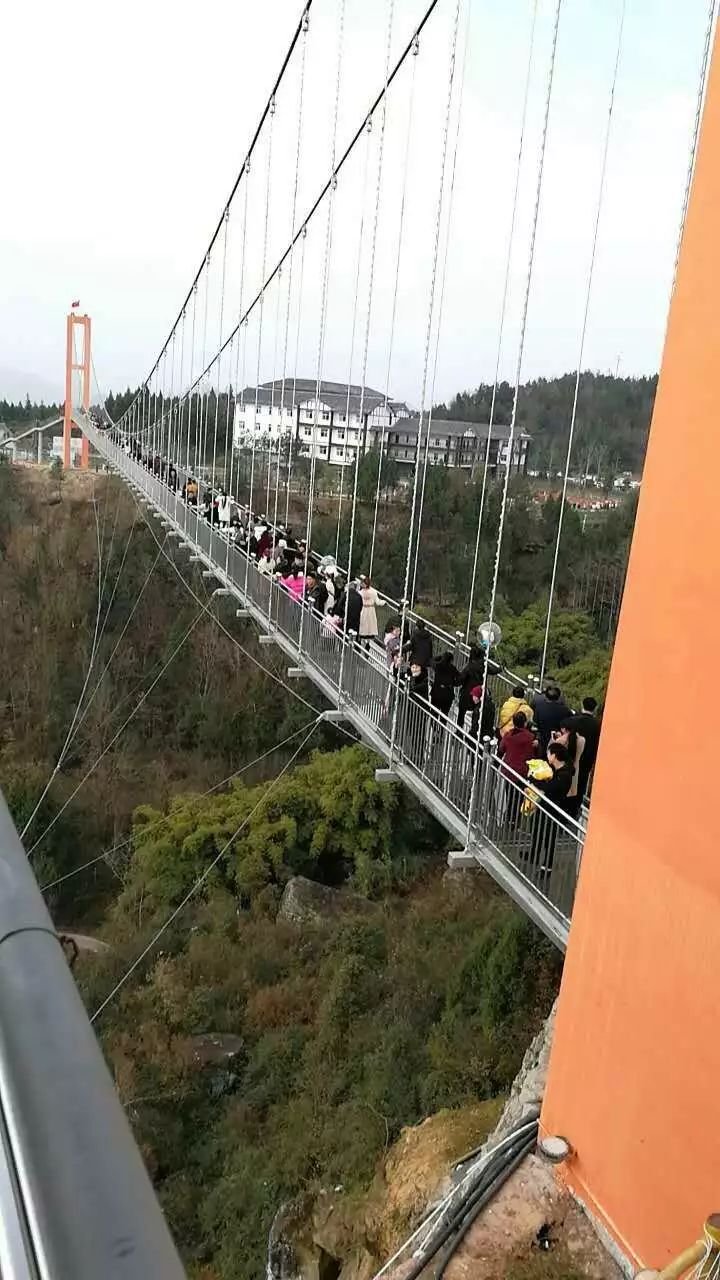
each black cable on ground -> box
[401,1119,538,1280]
[436,1132,538,1280]
[452,1107,540,1171]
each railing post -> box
[465,734,493,849]
[337,628,356,703]
[453,630,464,666]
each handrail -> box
[637,1215,720,1280]
[0,789,185,1278]
[106,423,525,693]
[81,414,582,944]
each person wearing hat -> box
[463,684,496,742]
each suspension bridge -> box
[2,0,719,1275]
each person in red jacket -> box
[497,711,537,826]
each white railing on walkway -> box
[80,418,584,948]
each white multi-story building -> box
[233,379,410,466]
[233,380,530,474]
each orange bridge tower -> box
[63,310,91,469]
[540,21,720,1273]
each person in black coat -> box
[457,646,486,725]
[530,740,574,875]
[345,582,363,634]
[564,696,600,804]
[532,683,571,755]
[404,619,434,669]
[430,652,461,717]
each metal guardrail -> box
[0,789,185,1279]
[82,418,583,947]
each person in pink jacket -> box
[282,566,306,601]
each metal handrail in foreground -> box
[81,416,583,948]
[0,790,185,1278]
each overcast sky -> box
[2,0,715,407]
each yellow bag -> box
[522,759,553,817]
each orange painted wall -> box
[540,28,720,1272]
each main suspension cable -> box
[117,1,315,432]
[168,0,445,412]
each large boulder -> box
[277,877,373,927]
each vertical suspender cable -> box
[285,226,308,528]
[466,0,564,849]
[336,117,374,560]
[539,0,626,686]
[185,287,198,484]
[342,0,395,610]
[210,210,230,497]
[228,157,252,566]
[465,0,540,643]
[298,0,347,654]
[369,34,419,579]
[246,96,277,589]
[389,0,462,764]
[411,0,472,608]
[194,258,211,545]
[267,264,284,522]
[275,9,309,539]
[175,308,187,482]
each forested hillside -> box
[435,371,656,478]
[0,462,563,1279]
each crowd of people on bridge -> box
[106,424,602,862]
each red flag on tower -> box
[71,300,80,309]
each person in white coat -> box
[217,491,232,532]
[358,576,382,647]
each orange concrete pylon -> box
[540,23,720,1275]
[63,311,91,469]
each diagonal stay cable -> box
[21,494,105,840]
[64,534,169,749]
[90,716,322,1023]
[28,609,204,857]
[40,717,320,893]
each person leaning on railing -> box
[528,740,574,877]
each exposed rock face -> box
[190,1033,244,1067]
[277,877,374,927]
[482,999,556,1144]
[266,1103,503,1280]
[266,1007,564,1280]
